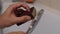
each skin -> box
[0,2,31,34]
[8,31,27,34]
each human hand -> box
[0,2,31,28]
[8,31,26,34]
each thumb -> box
[15,16,31,23]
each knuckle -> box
[19,2,24,4]
[9,4,13,7]
[19,2,23,4]
[9,4,15,7]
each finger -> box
[9,2,30,12]
[21,3,30,12]
[17,31,26,34]
[8,32,17,34]
[8,31,26,34]
[5,2,30,15]
[15,2,30,12]
[15,16,31,23]
[4,3,22,15]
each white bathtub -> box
[2,1,60,34]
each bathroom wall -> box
[2,0,60,11]
[37,0,60,11]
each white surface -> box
[2,1,60,34]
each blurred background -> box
[1,0,60,34]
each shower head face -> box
[14,7,36,26]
